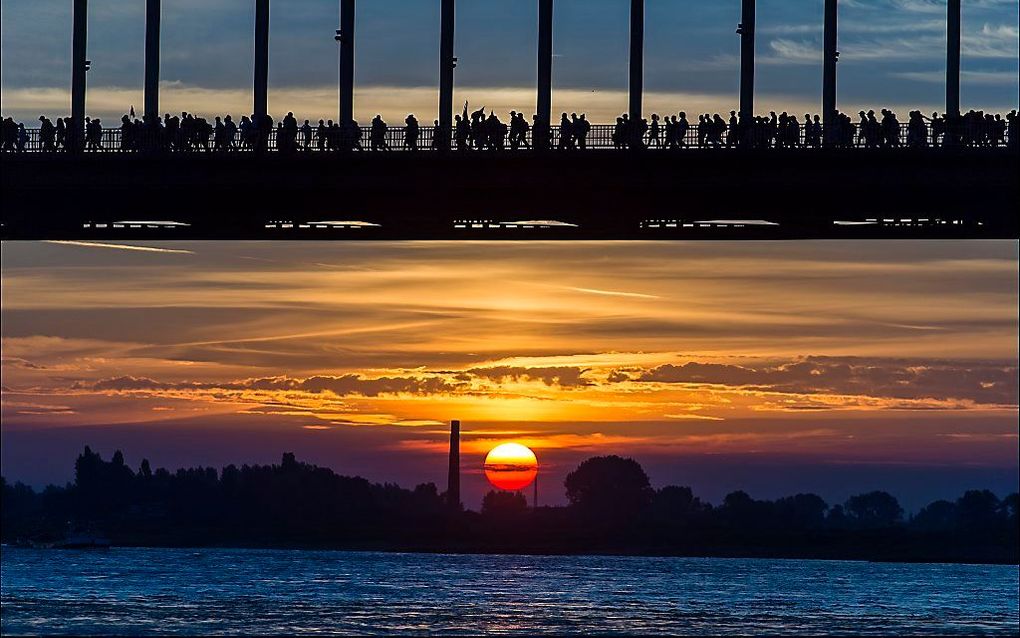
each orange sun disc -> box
[484,442,538,491]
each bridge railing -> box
[3,121,1014,154]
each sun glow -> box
[483,443,539,491]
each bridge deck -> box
[2,148,1016,240]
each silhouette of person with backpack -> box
[405,114,420,151]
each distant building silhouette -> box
[448,419,460,510]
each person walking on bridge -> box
[577,114,590,150]
[405,114,420,151]
[648,114,662,149]
[315,120,327,151]
[300,119,312,151]
[509,111,529,150]
[558,113,573,150]
[370,115,390,151]
[454,114,469,151]
[880,109,900,148]
[85,118,103,151]
[39,116,56,152]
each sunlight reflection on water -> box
[2,547,1017,635]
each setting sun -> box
[483,443,539,491]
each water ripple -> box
[2,548,1017,635]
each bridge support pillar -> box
[71,0,88,153]
[946,0,961,116]
[536,0,553,150]
[254,0,270,121]
[822,0,838,145]
[738,0,755,121]
[144,0,160,121]
[439,0,455,150]
[628,0,643,121]
[338,0,355,124]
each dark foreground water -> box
[2,548,1017,635]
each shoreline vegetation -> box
[3,448,1017,565]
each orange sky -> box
[2,240,1017,507]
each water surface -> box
[2,548,1017,635]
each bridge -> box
[1,0,1017,240]
[8,0,983,150]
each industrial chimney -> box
[447,419,461,509]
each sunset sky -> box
[2,240,1017,509]
[2,0,1017,122]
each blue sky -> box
[2,1,1018,121]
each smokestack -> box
[447,419,460,509]
[533,473,538,509]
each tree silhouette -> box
[651,485,706,522]
[774,493,828,529]
[844,491,903,528]
[1,448,1017,563]
[564,455,653,519]
[912,499,957,531]
[955,490,1000,530]
[481,490,528,517]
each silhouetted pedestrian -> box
[405,114,420,151]
[39,116,56,152]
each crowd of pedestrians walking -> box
[3,108,1017,153]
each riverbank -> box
[36,532,1015,566]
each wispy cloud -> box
[562,287,662,300]
[892,70,1020,86]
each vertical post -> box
[144,0,161,121]
[946,0,961,116]
[439,0,456,150]
[738,0,755,120]
[533,474,538,509]
[254,0,270,120]
[447,420,461,510]
[338,0,355,124]
[536,0,553,150]
[71,0,88,152]
[628,0,644,120]
[822,0,838,145]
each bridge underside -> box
[2,150,1016,240]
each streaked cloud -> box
[43,241,195,254]
[2,241,1017,499]
[562,286,662,300]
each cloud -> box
[664,413,726,421]
[78,373,462,398]
[561,287,662,300]
[461,366,594,388]
[891,70,1020,86]
[44,241,195,254]
[630,356,1018,406]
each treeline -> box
[2,449,1017,563]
